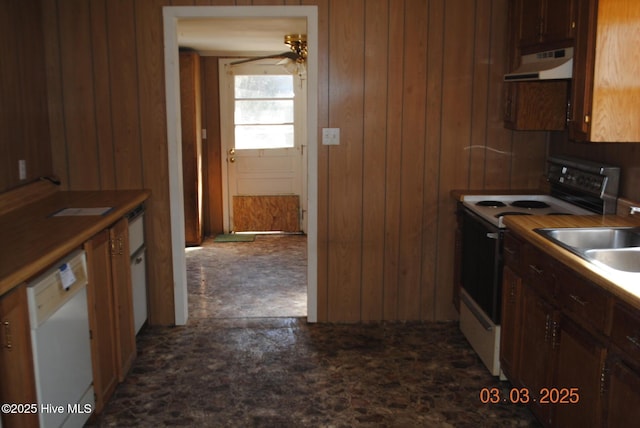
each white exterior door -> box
[219,58,307,233]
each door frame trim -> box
[163,6,318,324]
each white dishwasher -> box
[27,250,95,428]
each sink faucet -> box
[631,206,640,215]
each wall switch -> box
[18,160,26,180]
[322,128,340,145]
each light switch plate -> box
[322,128,340,145]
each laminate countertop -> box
[0,190,150,296]
[504,214,640,311]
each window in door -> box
[234,75,295,150]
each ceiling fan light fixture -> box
[284,34,307,63]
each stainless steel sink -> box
[584,248,640,273]
[538,227,640,250]
[535,227,640,275]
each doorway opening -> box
[163,6,318,324]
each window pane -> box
[235,100,293,124]
[235,75,294,98]
[235,125,294,149]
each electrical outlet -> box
[18,160,26,180]
[322,128,340,145]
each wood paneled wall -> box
[18,0,562,324]
[0,0,52,193]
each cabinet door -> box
[553,316,605,427]
[541,0,576,45]
[0,285,38,428]
[500,267,522,380]
[605,356,640,427]
[110,218,136,381]
[504,82,568,131]
[85,230,118,414]
[568,0,597,141]
[516,0,544,48]
[518,284,557,425]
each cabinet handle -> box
[118,237,124,255]
[569,294,588,306]
[3,321,12,350]
[529,264,543,275]
[551,320,559,350]
[135,256,143,265]
[504,246,516,256]
[626,335,640,349]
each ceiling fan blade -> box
[230,51,297,66]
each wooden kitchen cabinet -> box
[0,285,38,428]
[518,284,558,426]
[109,217,137,380]
[553,316,606,427]
[504,81,568,131]
[500,233,623,428]
[85,230,118,414]
[568,0,640,142]
[499,266,522,380]
[512,0,576,52]
[604,355,640,427]
[85,217,136,414]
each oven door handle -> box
[486,232,499,240]
[460,291,494,331]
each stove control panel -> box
[547,156,620,198]
[550,165,605,195]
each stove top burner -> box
[495,212,532,218]
[511,200,551,209]
[476,200,507,207]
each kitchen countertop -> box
[0,189,150,296]
[504,214,640,310]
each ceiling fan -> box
[229,34,307,66]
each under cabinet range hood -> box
[504,47,573,81]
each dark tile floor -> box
[89,235,540,427]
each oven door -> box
[461,208,503,324]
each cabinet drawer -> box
[556,267,611,334]
[523,244,556,300]
[611,303,640,361]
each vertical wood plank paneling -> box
[107,0,143,189]
[306,0,330,321]
[484,0,513,189]
[397,0,428,320]
[201,58,224,236]
[134,0,175,325]
[468,0,490,188]
[90,0,117,190]
[59,0,101,190]
[382,0,404,320]
[420,0,445,320]
[360,0,388,321]
[25,0,597,325]
[435,0,477,320]
[41,0,69,190]
[327,0,365,322]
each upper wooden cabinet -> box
[514,0,577,52]
[568,0,640,142]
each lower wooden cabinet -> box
[553,316,606,427]
[604,355,640,427]
[499,266,522,380]
[85,230,119,414]
[0,285,38,428]
[500,232,639,428]
[85,217,136,414]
